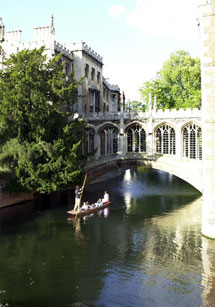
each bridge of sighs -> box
[84,106,203,193]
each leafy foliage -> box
[129,100,145,112]
[0,47,87,193]
[140,50,201,110]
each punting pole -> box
[75,172,87,219]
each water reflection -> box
[0,167,214,307]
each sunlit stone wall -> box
[199,0,215,239]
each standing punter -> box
[74,185,82,211]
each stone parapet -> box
[5,30,22,43]
[33,26,52,42]
[69,41,103,64]
[85,112,121,121]
[103,77,120,92]
[84,108,202,122]
[153,108,202,119]
[55,41,73,60]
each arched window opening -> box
[127,130,132,152]
[183,128,189,158]
[83,127,95,155]
[155,125,176,155]
[163,130,169,154]
[100,125,118,156]
[101,130,105,156]
[182,123,202,160]
[170,129,176,154]
[190,129,196,159]
[126,124,146,153]
[140,130,146,152]
[156,129,162,153]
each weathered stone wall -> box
[199,0,215,239]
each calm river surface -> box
[0,167,215,307]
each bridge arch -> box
[85,156,203,193]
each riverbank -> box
[0,189,34,209]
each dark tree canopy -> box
[0,47,87,193]
[140,50,201,110]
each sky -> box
[1,0,201,102]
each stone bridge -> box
[84,106,203,193]
[85,154,203,193]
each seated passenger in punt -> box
[102,191,109,203]
[96,199,103,208]
[80,201,90,211]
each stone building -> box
[0,16,121,119]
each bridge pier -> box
[199,0,215,239]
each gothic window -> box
[155,124,176,155]
[100,125,118,156]
[89,89,94,113]
[85,64,89,78]
[91,67,95,80]
[111,94,115,104]
[65,62,70,76]
[170,128,175,154]
[182,123,202,160]
[89,89,100,113]
[126,124,146,153]
[95,91,100,113]
[83,127,95,155]
[97,71,100,84]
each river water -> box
[0,167,215,307]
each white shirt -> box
[103,193,109,202]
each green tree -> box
[140,50,201,110]
[0,47,87,193]
[128,100,145,112]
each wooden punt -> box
[67,201,110,219]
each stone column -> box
[199,0,215,239]
[147,94,154,156]
[94,130,100,160]
[118,113,125,156]
[175,128,182,159]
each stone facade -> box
[199,0,215,239]
[0,16,121,117]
